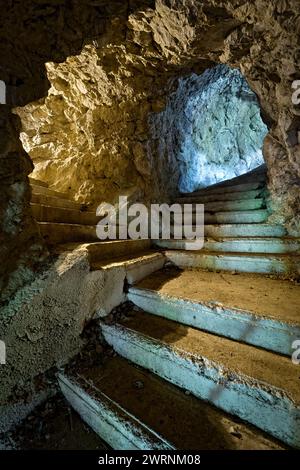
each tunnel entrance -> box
[152,64,268,194]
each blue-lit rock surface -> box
[151,65,268,193]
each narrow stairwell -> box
[155,165,300,275]
[54,168,300,450]
[30,177,165,281]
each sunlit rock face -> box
[15,45,155,208]
[151,65,267,193]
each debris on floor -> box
[1,394,108,450]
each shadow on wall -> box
[151,64,268,194]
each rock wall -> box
[15,43,163,207]
[0,106,47,303]
[220,0,300,235]
[150,65,267,193]
[0,245,126,416]
[0,0,126,303]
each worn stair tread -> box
[182,181,265,197]
[205,209,269,219]
[85,239,151,263]
[165,250,300,275]
[51,240,156,266]
[165,249,300,259]
[204,210,269,224]
[204,209,268,216]
[91,251,164,271]
[176,198,266,212]
[31,203,99,225]
[109,310,300,405]
[175,188,266,204]
[181,166,267,197]
[29,176,48,187]
[176,189,265,204]
[38,222,99,243]
[52,239,148,253]
[31,193,84,211]
[129,268,300,355]
[204,236,300,242]
[161,236,300,243]
[165,249,300,261]
[133,268,300,326]
[61,356,283,450]
[155,236,300,254]
[30,184,74,200]
[200,165,267,189]
[203,237,300,253]
[204,224,287,238]
[59,370,172,450]
[183,172,266,194]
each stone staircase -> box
[28,176,167,316]
[30,177,99,244]
[58,264,300,449]
[155,165,300,276]
[29,176,167,302]
[54,167,300,450]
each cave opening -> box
[152,64,268,195]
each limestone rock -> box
[150,65,267,193]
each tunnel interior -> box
[15,62,269,206]
[1,1,300,451]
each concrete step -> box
[204,237,300,254]
[154,237,300,254]
[164,250,300,275]
[171,209,269,225]
[128,268,300,355]
[58,356,283,450]
[53,242,165,286]
[171,224,287,239]
[181,166,266,197]
[204,224,287,238]
[204,210,269,224]
[30,184,73,200]
[176,189,265,204]
[204,164,267,188]
[31,203,98,225]
[91,251,166,285]
[182,181,265,198]
[29,176,48,187]
[31,193,84,211]
[38,223,139,245]
[101,310,300,448]
[85,239,151,264]
[38,222,99,244]
[58,368,173,450]
[186,199,265,212]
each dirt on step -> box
[2,394,108,450]
[136,267,300,324]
